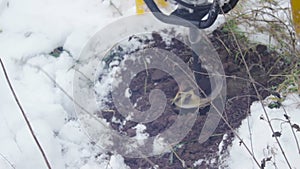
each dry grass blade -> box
[281,105,300,154]
[0,153,15,169]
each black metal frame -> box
[144,0,239,29]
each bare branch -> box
[0,58,52,169]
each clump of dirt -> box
[97,26,288,169]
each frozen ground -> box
[0,0,299,169]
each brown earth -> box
[98,26,287,169]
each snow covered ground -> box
[0,0,299,169]
[221,94,300,169]
[0,0,135,168]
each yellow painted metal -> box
[136,0,169,15]
[157,0,168,7]
[291,0,300,37]
[136,0,145,15]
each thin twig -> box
[246,82,255,155]
[0,153,15,169]
[105,155,111,169]
[281,105,300,154]
[193,70,273,93]
[143,59,149,95]
[169,146,186,168]
[109,0,123,16]
[0,58,52,169]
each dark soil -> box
[97,26,288,169]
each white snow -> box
[125,87,132,98]
[193,159,204,167]
[0,0,299,169]
[153,136,171,155]
[0,0,134,168]
[133,124,149,145]
[221,94,300,169]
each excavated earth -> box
[97,26,287,169]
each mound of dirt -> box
[97,26,287,169]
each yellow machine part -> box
[291,0,300,37]
[136,0,169,15]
